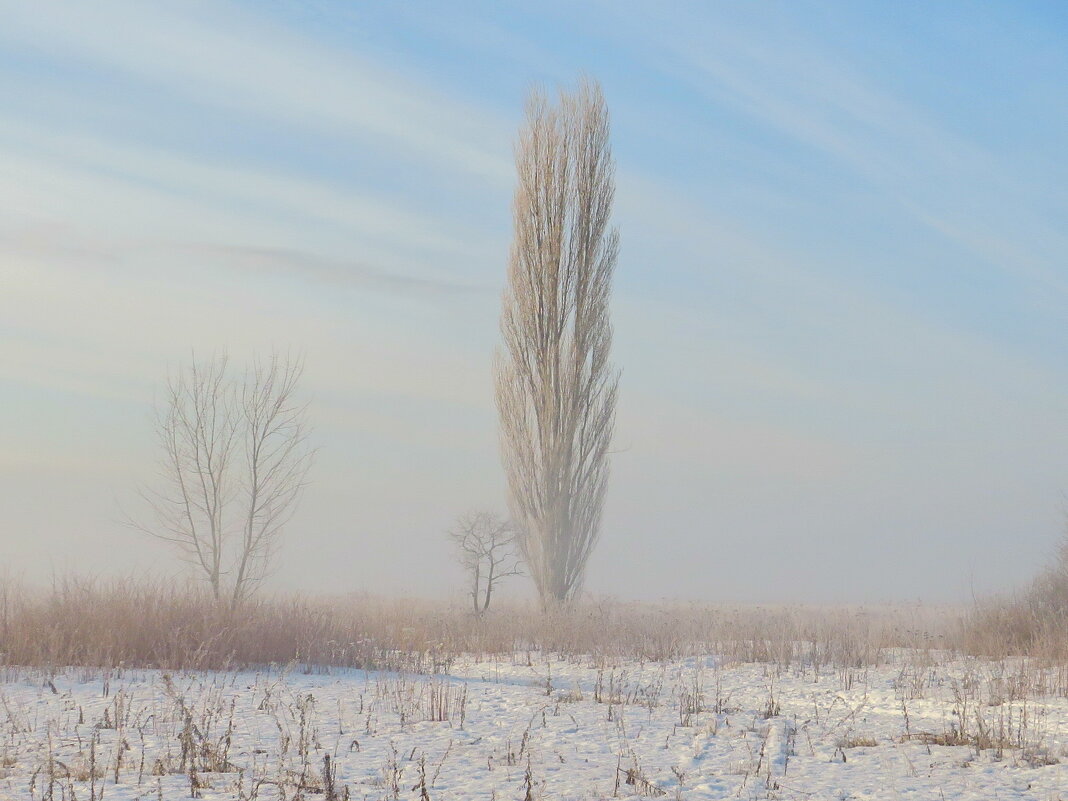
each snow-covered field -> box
[3,652,1067,800]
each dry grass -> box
[3,577,1068,799]
[956,560,1068,662]
[7,572,1068,680]
[0,576,956,675]
[837,734,878,749]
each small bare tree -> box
[137,352,313,608]
[495,78,619,608]
[449,511,521,614]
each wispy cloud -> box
[0,0,514,184]
[600,5,1068,297]
[178,243,489,296]
[0,220,488,297]
[0,118,495,261]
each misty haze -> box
[3,2,1068,800]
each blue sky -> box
[2,1,1067,602]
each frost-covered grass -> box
[3,650,1068,800]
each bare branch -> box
[135,351,313,608]
[449,511,522,614]
[495,78,619,608]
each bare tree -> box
[137,352,313,608]
[495,79,620,608]
[449,511,522,614]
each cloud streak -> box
[599,4,1068,297]
[0,0,514,184]
[178,243,490,296]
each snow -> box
[1,652,1067,799]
